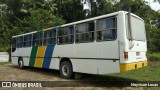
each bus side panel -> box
[49,58,60,70]
[53,44,74,57]
[22,47,32,66]
[96,41,119,59]
[97,60,120,74]
[11,57,18,65]
[12,48,19,65]
[71,59,120,74]
[96,41,120,74]
[72,43,98,74]
[53,43,98,74]
[49,45,73,70]
[73,43,97,58]
[71,59,98,74]
[11,47,32,66]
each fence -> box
[0,52,9,62]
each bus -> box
[11,11,147,79]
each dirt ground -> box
[0,64,157,90]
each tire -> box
[60,61,73,79]
[18,58,24,69]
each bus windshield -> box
[126,14,146,41]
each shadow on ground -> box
[9,65,137,87]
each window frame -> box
[23,35,29,47]
[75,21,95,43]
[57,26,74,45]
[96,16,117,42]
[16,36,23,48]
[28,34,33,47]
[33,31,43,46]
[12,37,16,48]
[23,34,32,47]
[43,29,56,46]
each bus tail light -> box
[124,52,128,59]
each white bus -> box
[11,11,147,79]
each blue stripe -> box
[42,45,55,68]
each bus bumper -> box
[120,60,147,72]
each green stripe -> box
[29,46,38,67]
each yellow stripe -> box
[120,60,147,72]
[43,28,52,31]
[34,46,46,68]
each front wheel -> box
[18,58,24,69]
[60,61,73,79]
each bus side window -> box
[44,30,56,45]
[33,32,43,46]
[96,17,117,41]
[23,34,32,47]
[23,35,29,47]
[16,36,23,48]
[57,26,74,44]
[12,38,16,52]
[28,34,32,47]
[16,37,19,48]
[76,22,94,43]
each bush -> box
[147,52,160,61]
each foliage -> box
[0,0,64,52]
[147,52,160,61]
[0,0,160,53]
[54,0,85,23]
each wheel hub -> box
[62,65,69,76]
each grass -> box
[103,52,160,81]
[105,61,160,81]
[1,53,160,81]
[0,62,11,66]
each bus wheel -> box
[60,61,73,79]
[18,58,24,69]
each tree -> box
[0,0,65,52]
[154,0,160,3]
[55,0,85,23]
[0,0,160,53]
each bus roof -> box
[12,11,143,38]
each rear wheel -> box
[60,61,73,79]
[18,58,24,69]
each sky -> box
[145,0,160,11]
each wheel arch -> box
[59,57,73,69]
[18,57,23,63]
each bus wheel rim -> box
[19,60,23,67]
[62,65,69,76]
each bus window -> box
[126,15,146,41]
[23,35,29,47]
[57,26,74,44]
[23,34,32,47]
[16,36,23,48]
[96,17,116,41]
[12,38,16,52]
[44,30,56,45]
[76,22,94,43]
[28,34,32,47]
[33,32,43,46]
